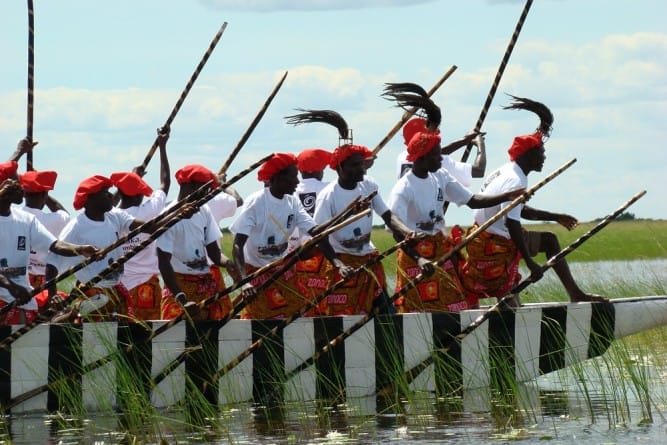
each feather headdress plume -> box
[285,109,352,146]
[382,82,441,129]
[502,94,554,137]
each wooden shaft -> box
[26,0,35,171]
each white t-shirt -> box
[50,208,135,288]
[396,149,473,187]
[205,192,238,223]
[156,203,222,275]
[118,190,167,290]
[230,188,316,267]
[314,178,389,256]
[388,169,473,235]
[473,162,527,238]
[21,207,70,276]
[295,178,329,216]
[0,208,56,309]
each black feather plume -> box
[382,82,429,98]
[382,91,442,128]
[502,94,554,137]
[285,109,351,141]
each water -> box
[3,259,666,444]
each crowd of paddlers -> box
[0,81,610,326]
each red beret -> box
[508,132,543,161]
[110,172,153,197]
[73,175,113,210]
[20,170,58,193]
[257,152,298,182]
[406,131,441,162]
[297,148,332,173]
[402,118,440,146]
[175,164,218,187]
[329,144,373,169]
[0,161,19,183]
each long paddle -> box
[138,21,228,173]
[372,65,457,156]
[459,0,534,164]
[218,71,288,175]
[6,206,373,408]
[25,0,35,171]
[0,155,271,349]
[268,158,575,392]
[377,190,647,397]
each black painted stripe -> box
[250,319,285,405]
[47,323,83,412]
[539,306,568,374]
[588,302,616,359]
[314,316,345,401]
[0,325,13,409]
[488,309,516,391]
[185,320,221,409]
[431,311,462,396]
[375,314,404,397]
[116,322,153,411]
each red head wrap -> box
[402,118,440,146]
[296,148,332,173]
[406,131,441,162]
[329,144,372,169]
[507,132,543,161]
[0,161,19,183]
[110,172,153,197]
[19,170,57,192]
[73,175,113,210]
[175,164,218,187]
[257,152,298,182]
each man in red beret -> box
[388,130,523,313]
[461,131,607,305]
[111,127,171,320]
[45,174,161,320]
[0,152,98,324]
[157,163,238,321]
[313,144,434,316]
[19,169,71,289]
[230,153,352,319]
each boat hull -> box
[2,296,666,414]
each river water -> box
[3,259,666,444]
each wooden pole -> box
[26,0,35,171]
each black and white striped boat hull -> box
[2,296,666,413]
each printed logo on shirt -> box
[286,214,294,229]
[299,192,317,216]
[17,236,26,251]
[436,187,444,202]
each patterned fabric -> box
[460,224,522,306]
[28,273,45,289]
[126,274,163,320]
[323,251,387,316]
[241,252,329,319]
[0,300,38,325]
[160,272,231,321]
[394,230,472,313]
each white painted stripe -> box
[403,313,434,393]
[218,319,253,405]
[82,322,117,411]
[564,303,593,367]
[514,306,543,382]
[11,324,49,412]
[460,309,489,389]
[152,321,186,408]
[285,318,316,402]
[345,315,375,398]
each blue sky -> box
[1,0,665,227]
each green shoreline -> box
[222,219,667,264]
